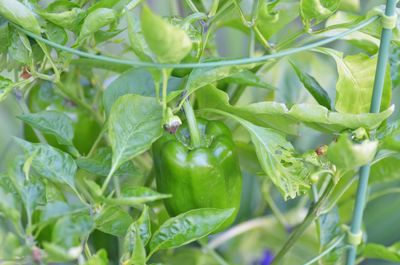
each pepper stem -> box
[183,99,201,148]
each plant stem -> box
[271,182,333,265]
[199,240,230,265]
[87,125,107,157]
[162,69,169,118]
[101,164,117,194]
[185,0,199,12]
[183,100,201,148]
[14,16,378,69]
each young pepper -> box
[152,102,242,229]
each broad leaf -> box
[141,6,192,63]
[205,109,312,199]
[327,135,378,170]
[108,186,171,205]
[52,213,94,248]
[39,8,86,32]
[84,249,108,265]
[0,0,41,35]
[197,86,392,135]
[103,68,183,115]
[18,111,74,146]
[370,155,400,184]
[77,147,139,177]
[363,242,400,262]
[77,8,116,45]
[300,0,341,28]
[15,138,77,190]
[378,120,400,151]
[0,75,13,102]
[185,64,256,99]
[149,208,234,253]
[0,187,21,223]
[315,48,392,114]
[20,178,45,219]
[221,70,276,90]
[40,201,88,223]
[122,206,151,264]
[317,207,344,264]
[43,243,83,262]
[95,206,132,237]
[108,94,163,171]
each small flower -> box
[259,249,274,265]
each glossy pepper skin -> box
[152,118,242,229]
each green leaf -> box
[317,207,344,264]
[77,8,116,45]
[52,213,94,249]
[141,5,192,63]
[103,68,183,115]
[40,201,88,223]
[40,8,86,32]
[378,120,400,151]
[149,208,234,253]
[206,108,312,199]
[197,86,393,135]
[300,0,341,27]
[43,242,82,262]
[126,11,153,62]
[290,62,332,110]
[45,22,68,45]
[363,242,400,262]
[18,111,74,146]
[108,94,163,171]
[327,135,378,170]
[315,48,392,114]
[15,138,77,190]
[370,155,400,184]
[122,206,150,265]
[0,18,10,53]
[0,75,13,102]
[77,147,139,177]
[20,178,45,219]
[130,226,146,265]
[95,206,132,237]
[256,1,299,40]
[185,63,256,100]
[94,28,124,44]
[221,70,276,90]
[0,187,21,223]
[0,0,41,35]
[8,29,30,65]
[84,249,109,265]
[108,186,171,205]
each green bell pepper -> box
[152,102,242,230]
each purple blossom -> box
[259,249,274,265]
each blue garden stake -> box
[346,1,398,264]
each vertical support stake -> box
[346,1,398,264]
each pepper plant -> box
[0,0,400,265]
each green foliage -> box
[0,0,399,265]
